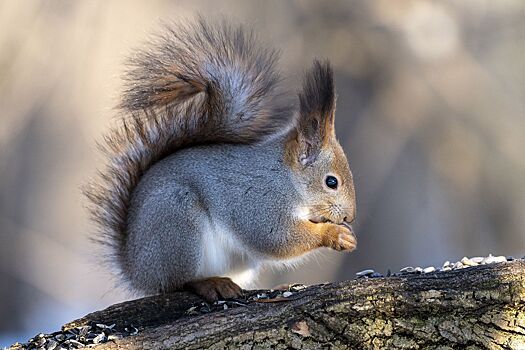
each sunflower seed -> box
[460,257,477,266]
[92,333,106,344]
[483,255,506,264]
[95,323,112,329]
[453,262,464,269]
[356,269,374,277]
[423,266,435,273]
[471,257,484,264]
[291,284,307,291]
[124,326,138,335]
[68,339,84,348]
[80,326,90,338]
[46,340,58,350]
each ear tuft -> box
[299,59,335,123]
[292,59,336,165]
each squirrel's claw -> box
[184,277,243,303]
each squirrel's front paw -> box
[335,229,357,251]
[323,224,357,252]
[184,277,242,303]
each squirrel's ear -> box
[292,60,336,166]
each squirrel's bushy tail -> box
[84,18,293,270]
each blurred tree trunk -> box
[12,261,525,349]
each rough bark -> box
[11,261,525,349]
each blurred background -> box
[1,0,524,346]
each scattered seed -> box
[400,266,415,273]
[68,339,85,348]
[92,333,106,344]
[356,269,374,277]
[108,334,122,341]
[460,257,477,266]
[107,334,122,341]
[185,306,198,315]
[483,255,506,264]
[423,266,435,273]
[124,326,138,336]
[290,284,307,291]
[46,339,58,350]
[453,262,464,269]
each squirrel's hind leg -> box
[127,179,244,302]
[126,182,206,294]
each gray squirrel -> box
[85,18,357,302]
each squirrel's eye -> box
[325,175,338,189]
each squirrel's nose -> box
[346,205,357,223]
[343,213,355,225]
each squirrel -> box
[85,18,357,302]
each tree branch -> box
[10,261,525,349]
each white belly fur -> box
[196,219,317,288]
[197,219,258,287]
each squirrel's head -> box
[285,60,356,227]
